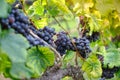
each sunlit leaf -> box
[82,54,102,78]
[32,1,44,16]
[73,0,93,16]
[6,0,15,4]
[0,53,11,73]
[114,0,120,13]
[48,7,59,16]
[87,14,102,34]
[95,0,114,16]
[50,0,70,13]
[33,18,48,29]
[27,46,55,77]
[62,76,72,80]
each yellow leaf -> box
[33,18,48,29]
[6,0,15,4]
[95,0,115,16]
[114,0,120,13]
[82,54,102,78]
[72,0,94,16]
[51,0,70,13]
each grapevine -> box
[0,0,120,80]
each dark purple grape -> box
[8,16,15,23]
[101,66,120,79]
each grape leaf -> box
[0,30,33,79]
[114,0,120,13]
[95,0,114,16]
[73,0,93,16]
[32,1,44,16]
[88,14,102,34]
[115,69,120,80]
[48,7,59,16]
[62,51,75,68]
[0,25,1,33]
[10,63,33,79]
[0,0,9,18]
[62,76,72,80]
[0,53,11,73]
[63,51,75,61]
[0,30,29,62]
[26,46,55,77]
[33,18,48,29]
[6,0,15,4]
[82,54,102,78]
[103,48,120,68]
[97,46,106,55]
[50,0,70,13]
[26,0,48,29]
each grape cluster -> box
[102,66,119,79]
[55,32,72,55]
[97,54,120,79]
[72,37,91,58]
[0,7,40,46]
[86,32,100,42]
[0,1,92,58]
[0,8,29,34]
[55,31,91,58]
[26,35,45,47]
[0,4,57,47]
[35,26,56,46]
[82,29,100,42]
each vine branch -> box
[31,65,84,80]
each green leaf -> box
[62,76,72,80]
[48,7,59,16]
[27,46,55,77]
[27,0,44,17]
[97,46,106,55]
[0,25,1,33]
[82,54,102,78]
[0,53,11,73]
[6,0,15,4]
[0,0,9,18]
[0,30,32,79]
[33,18,48,29]
[10,63,33,79]
[103,48,120,68]
[62,51,75,67]
[87,14,102,34]
[0,30,29,62]
[27,0,48,29]
[115,69,120,79]
[63,51,75,61]
[32,1,44,16]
